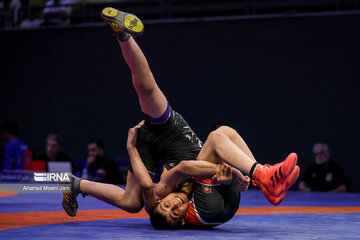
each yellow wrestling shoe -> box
[101,7,144,41]
[61,174,86,217]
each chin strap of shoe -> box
[114,31,131,42]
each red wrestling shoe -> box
[260,165,300,205]
[252,153,298,198]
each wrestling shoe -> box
[260,165,300,205]
[252,153,297,198]
[101,7,144,41]
[61,174,85,217]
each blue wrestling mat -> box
[0,189,359,239]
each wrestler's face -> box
[157,192,189,224]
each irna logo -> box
[34,172,70,182]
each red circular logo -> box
[202,185,213,194]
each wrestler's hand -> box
[232,169,250,192]
[126,120,145,149]
[212,163,232,185]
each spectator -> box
[0,0,21,28]
[41,0,79,25]
[37,134,77,173]
[299,143,347,192]
[82,140,122,184]
[1,122,28,170]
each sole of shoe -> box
[62,198,77,217]
[101,7,144,36]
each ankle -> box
[115,31,130,42]
[72,175,82,194]
[249,162,259,180]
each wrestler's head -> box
[150,191,189,229]
[313,142,330,165]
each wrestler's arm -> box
[211,163,249,192]
[127,122,158,213]
[127,146,153,189]
[155,160,217,198]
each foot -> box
[260,165,300,205]
[101,7,144,41]
[61,173,83,217]
[252,153,298,197]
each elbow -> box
[178,161,195,176]
[177,161,190,174]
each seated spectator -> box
[82,140,122,184]
[37,134,77,173]
[299,143,347,192]
[0,0,21,28]
[41,0,79,25]
[0,122,28,170]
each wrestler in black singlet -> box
[128,103,203,178]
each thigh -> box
[196,135,221,164]
[137,84,168,119]
[216,126,256,161]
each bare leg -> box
[197,128,256,175]
[216,126,256,162]
[118,37,167,118]
[197,126,298,204]
[80,170,143,213]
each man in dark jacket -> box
[82,140,122,184]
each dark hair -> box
[47,134,63,147]
[88,140,105,149]
[149,202,183,230]
[3,122,19,136]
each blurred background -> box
[1,0,359,191]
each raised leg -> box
[118,37,168,118]
[197,126,298,201]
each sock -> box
[114,31,130,42]
[72,174,81,194]
[249,162,259,180]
